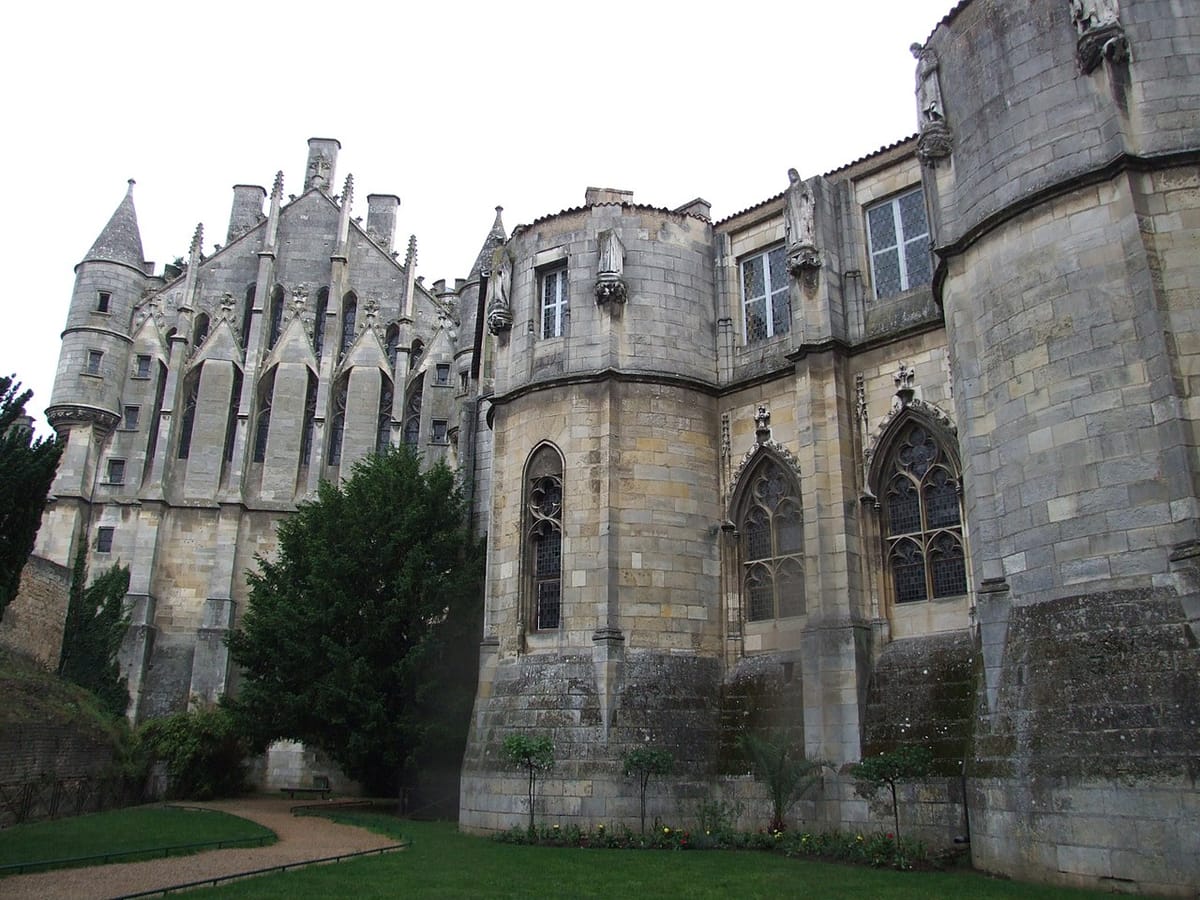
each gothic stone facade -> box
[27,0,1200,894]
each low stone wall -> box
[0,556,70,668]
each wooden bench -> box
[280,776,331,799]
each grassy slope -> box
[194,814,1114,900]
[0,807,276,873]
[0,648,123,741]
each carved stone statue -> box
[594,229,628,305]
[307,153,331,191]
[784,169,815,249]
[911,43,945,127]
[485,255,513,334]
[1070,0,1128,72]
[911,42,954,163]
[784,170,821,276]
[1071,0,1120,33]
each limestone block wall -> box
[0,556,70,667]
[928,1,1200,892]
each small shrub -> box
[622,747,674,834]
[851,744,934,866]
[738,730,828,832]
[501,733,553,834]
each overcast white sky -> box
[1,0,954,435]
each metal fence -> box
[0,774,147,827]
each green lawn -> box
[0,805,275,874]
[193,813,1114,900]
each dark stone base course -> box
[968,586,1200,894]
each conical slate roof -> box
[84,180,145,268]
[466,206,507,282]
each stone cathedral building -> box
[18,0,1199,893]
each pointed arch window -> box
[177,372,200,459]
[339,293,357,359]
[878,419,967,603]
[253,367,276,463]
[736,455,805,621]
[385,325,400,372]
[409,338,424,371]
[300,371,318,465]
[223,368,243,464]
[328,378,348,465]
[525,445,564,631]
[193,313,210,349]
[241,284,256,350]
[377,376,394,454]
[403,379,423,445]
[268,285,285,349]
[313,287,329,357]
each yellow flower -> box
[663,826,671,834]
[856,834,864,842]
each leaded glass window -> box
[223,369,243,464]
[403,380,422,446]
[253,368,275,463]
[268,285,284,348]
[313,287,329,357]
[377,378,393,454]
[526,445,564,630]
[340,294,357,358]
[328,379,348,465]
[741,246,790,344]
[737,455,805,621]
[177,374,199,459]
[866,188,931,300]
[881,420,967,603]
[541,267,568,338]
[300,371,317,464]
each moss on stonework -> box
[861,631,975,777]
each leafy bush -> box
[140,704,251,800]
[738,730,827,832]
[492,821,929,867]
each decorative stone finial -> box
[271,171,284,199]
[755,405,772,445]
[341,173,354,209]
[189,222,204,258]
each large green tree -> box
[0,375,62,615]
[226,446,484,795]
[58,550,131,719]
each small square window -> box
[432,419,448,444]
[866,187,932,300]
[134,355,152,379]
[123,405,140,430]
[97,526,115,553]
[86,350,103,376]
[97,291,111,313]
[435,363,450,386]
[540,266,568,338]
[106,459,125,485]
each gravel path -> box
[2,796,403,900]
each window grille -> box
[866,188,932,300]
[741,246,790,343]
[526,446,564,630]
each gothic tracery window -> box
[526,445,564,631]
[339,293,357,359]
[737,455,805,621]
[402,379,423,446]
[880,419,967,603]
[328,378,348,465]
[377,377,394,454]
